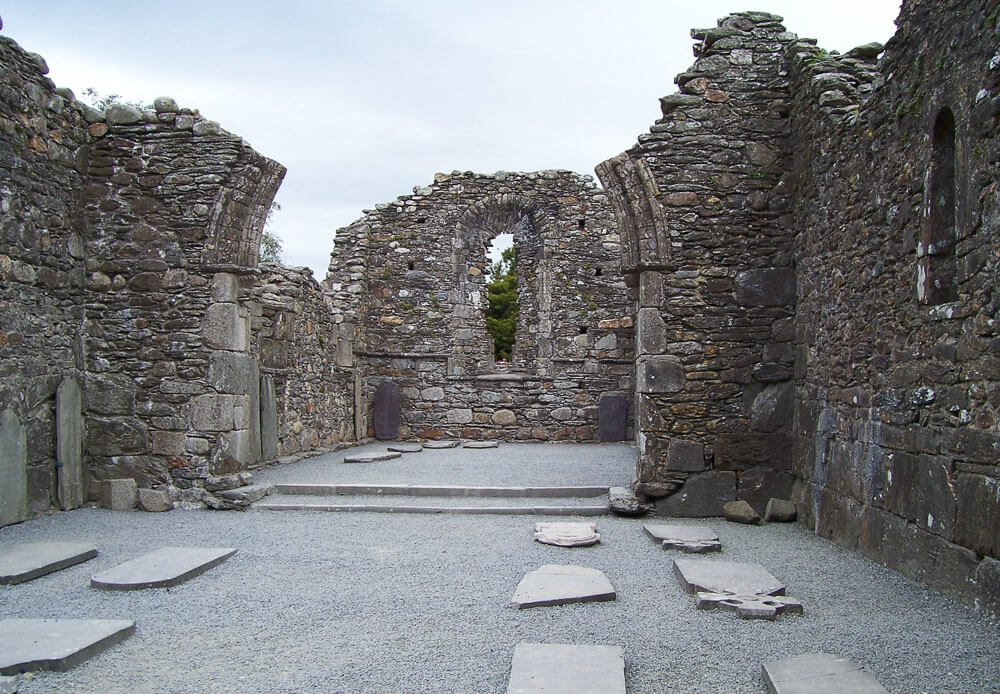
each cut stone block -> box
[137,488,172,512]
[666,438,706,472]
[464,440,499,448]
[0,542,98,584]
[373,381,401,440]
[0,409,27,528]
[100,478,137,511]
[534,522,600,547]
[386,443,423,453]
[643,524,721,553]
[655,471,736,517]
[697,591,803,620]
[56,377,85,511]
[343,451,401,464]
[598,394,628,442]
[260,373,278,461]
[423,440,461,449]
[507,642,625,694]
[91,546,237,590]
[673,559,785,596]
[511,565,616,608]
[0,618,135,675]
[765,498,797,522]
[763,653,889,694]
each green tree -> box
[259,201,283,263]
[81,87,150,111]
[485,246,518,361]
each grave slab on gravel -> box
[673,559,785,596]
[422,440,461,449]
[507,642,625,694]
[464,440,499,448]
[534,522,600,547]
[385,443,423,453]
[0,542,97,584]
[343,451,401,463]
[0,618,135,675]
[511,564,616,608]
[0,675,17,694]
[643,524,721,553]
[763,653,889,694]
[90,546,236,590]
[697,591,803,620]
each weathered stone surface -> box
[636,307,666,355]
[506,643,625,694]
[511,565,616,608]
[464,440,499,448]
[0,675,16,693]
[138,488,172,512]
[636,356,685,393]
[735,268,796,306]
[751,383,793,432]
[202,303,249,351]
[738,467,796,516]
[697,591,803,620]
[608,486,650,517]
[666,438,705,472]
[0,542,97,584]
[598,394,628,442]
[343,451,401,463]
[634,481,681,500]
[423,440,461,449]
[0,410,27,528]
[0,619,135,674]
[491,409,516,426]
[534,522,600,547]
[386,442,423,453]
[765,498,797,522]
[763,653,889,693]
[100,478,137,511]
[644,524,721,553]
[723,500,761,524]
[673,559,785,596]
[91,546,237,590]
[374,381,401,440]
[260,374,278,461]
[656,471,736,517]
[56,378,84,511]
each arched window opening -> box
[920,107,958,304]
[485,233,518,362]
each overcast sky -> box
[4,1,900,277]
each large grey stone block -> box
[0,542,98,584]
[56,378,84,511]
[656,471,735,517]
[666,438,706,471]
[91,546,237,590]
[202,303,249,351]
[735,267,795,306]
[260,374,278,460]
[374,381,401,440]
[511,565,616,608]
[636,356,685,393]
[636,307,666,355]
[207,351,255,394]
[100,478,137,511]
[598,394,627,442]
[0,410,27,528]
[673,558,785,596]
[763,653,889,693]
[507,643,625,694]
[0,618,135,674]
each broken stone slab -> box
[763,653,889,694]
[91,546,236,590]
[0,542,98,584]
[342,451,401,463]
[217,484,273,504]
[765,498,797,522]
[608,486,650,517]
[0,618,135,675]
[643,524,721,553]
[138,488,172,512]
[673,559,785,596]
[463,440,499,448]
[100,478,137,511]
[534,522,600,547]
[422,440,461,449]
[511,564,616,608]
[386,442,423,453]
[697,591,803,620]
[723,500,761,525]
[506,642,625,694]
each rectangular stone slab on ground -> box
[507,642,625,694]
[91,546,236,590]
[0,542,98,584]
[643,524,721,553]
[763,653,889,693]
[511,564,616,608]
[0,675,16,693]
[673,559,785,596]
[0,618,135,675]
[342,451,401,463]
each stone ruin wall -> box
[786,0,1000,616]
[324,171,635,441]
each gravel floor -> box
[2,443,998,694]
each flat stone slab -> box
[0,542,98,584]
[763,653,889,693]
[511,564,616,608]
[0,675,17,693]
[385,443,423,453]
[643,524,721,553]
[673,559,785,596]
[422,440,461,449]
[534,522,600,547]
[0,618,135,674]
[91,546,236,590]
[507,642,625,694]
[697,591,803,620]
[463,440,499,448]
[342,451,401,464]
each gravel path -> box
[1,443,998,693]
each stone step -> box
[254,493,609,516]
[270,483,609,498]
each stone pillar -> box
[0,409,27,527]
[56,377,85,510]
[260,374,278,460]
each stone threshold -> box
[271,483,610,498]
[252,501,609,515]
